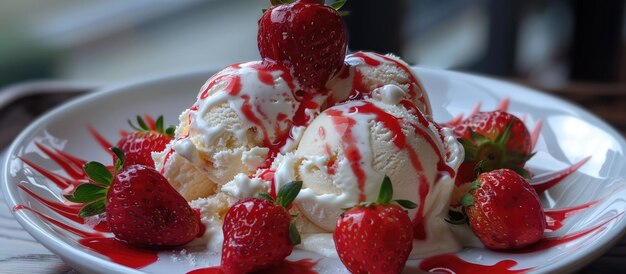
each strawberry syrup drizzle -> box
[351,101,434,239]
[187,259,318,274]
[325,109,367,202]
[529,156,591,193]
[350,52,430,113]
[508,213,623,254]
[544,200,600,232]
[419,253,533,274]
[87,126,114,155]
[14,205,157,268]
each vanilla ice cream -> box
[271,84,463,257]
[327,51,432,116]
[154,61,328,200]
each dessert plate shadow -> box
[3,67,626,273]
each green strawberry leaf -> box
[64,183,107,203]
[394,199,417,209]
[136,115,149,131]
[78,199,106,217]
[458,138,478,161]
[110,147,125,173]
[156,115,164,133]
[84,161,113,186]
[165,126,175,136]
[276,181,303,208]
[289,220,301,245]
[460,193,475,207]
[257,193,275,202]
[468,129,490,146]
[376,175,393,205]
[496,121,514,147]
[330,0,347,10]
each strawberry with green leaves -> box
[258,0,348,89]
[461,169,545,250]
[65,147,201,248]
[221,181,303,274]
[116,115,174,168]
[334,176,416,274]
[453,110,534,186]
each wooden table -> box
[1,81,625,273]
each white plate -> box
[3,67,626,274]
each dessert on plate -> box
[20,1,589,273]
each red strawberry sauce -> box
[419,254,533,273]
[187,259,318,274]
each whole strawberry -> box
[334,176,416,274]
[65,147,201,248]
[258,0,348,89]
[462,169,545,250]
[453,110,534,185]
[116,115,174,167]
[221,181,302,274]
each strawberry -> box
[65,147,201,248]
[116,115,174,167]
[461,169,545,250]
[257,0,348,89]
[453,110,534,186]
[334,176,416,274]
[221,181,303,274]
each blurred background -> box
[1,0,625,143]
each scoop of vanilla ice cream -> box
[327,51,432,116]
[272,84,463,257]
[154,61,305,198]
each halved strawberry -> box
[116,115,174,168]
[65,148,201,248]
[258,0,348,90]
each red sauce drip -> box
[412,167,430,240]
[348,70,369,101]
[530,157,591,193]
[16,184,106,229]
[160,148,176,174]
[508,213,622,254]
[337,63,351,79]
[258,169,277,198]
[14,205,101,238]
[400,100,456,177]
[87,126,114,155]
[352,52,382,66]
[20,157,76,191]
[200,73,242,99]
[545,200,599,232]
[79,237,159,269]
[187,259,318,274]
[326,109,367,202]
[419,253,533,274]
[292,91,321,126]
[35,143,88,179]
[257,69,275,86]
